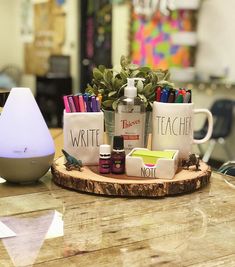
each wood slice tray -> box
[51,157,211,197]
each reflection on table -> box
[0,129,234,267]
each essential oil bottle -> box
[99,144,111,174]
[111,136,125,174]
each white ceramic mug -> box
[151,102,213,160]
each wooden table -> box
[0,129,235,266]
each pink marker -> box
[78,95,85,112]
[68,96,76,112]
[63,95,71,113]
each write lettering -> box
[70,129,100,147]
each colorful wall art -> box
[130,10,194,70]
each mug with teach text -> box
[151,102,213,160]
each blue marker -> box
[83,93,91,112]
[160,89,169,102]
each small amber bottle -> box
[111,136,125,174]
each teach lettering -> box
[155,116,192,136]
[70,129,100,147]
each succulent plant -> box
[85,55,174,111]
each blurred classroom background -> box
[0,0,234,168]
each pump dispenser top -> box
[124,78,145,98]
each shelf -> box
[171,32,197,46]
[173,0,201,10]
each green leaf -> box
[86,84,94,91]
[108,91,117,97]
[163,70,171,81]
[139,66,151,73]
[130,70,140,78]
[143,83,154,97]
[120,55,130,70]
[92,84,98,91]
[93,68,103,80]
[138,94,148,106]
[137,80,144,93]
[157,80,174,88]
[150,72,158,84]
[112,100,118,110]
[155,70,165,81]
[148,92,155,102]
[120,70,128,81]
[102,99,114,109]
[135,71,145,78]
[98,89,104,95]
[113,78,123,91]
[103,81,112,90]
[98,65,106,73]
[118,84,125,96]
[145,101,153,111]
[103,69,113,84]
[128,63,139,70]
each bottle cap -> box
[99,144,111,155]
[124,78,137,98]
[113,136,124,150]
[124,78,145,98]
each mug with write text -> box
[63,111,104,165]
[151,102,213,160]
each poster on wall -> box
[20,0,34,42]
[24,0,65,75]
[130,9,195,70]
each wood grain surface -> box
[0,129,234,267]
[51,157,211,197]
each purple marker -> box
[83,94,91,112]
[91,95,98,112]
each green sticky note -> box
[131,150,175,165]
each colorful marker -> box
[63,95,71,113]
[160,89,169,102]
[91,95,98,112]
[168,90,175,103]
[155,87,162,102]
[83,93,91,112]
[73,95,80,112]
[183,92,191,103]
[68,95,76,112]
[175,93,183,103]
[78,95,85,112]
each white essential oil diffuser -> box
[0,87,55,183]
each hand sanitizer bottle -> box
[115,78,146,153]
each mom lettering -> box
[155,116,192,136]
